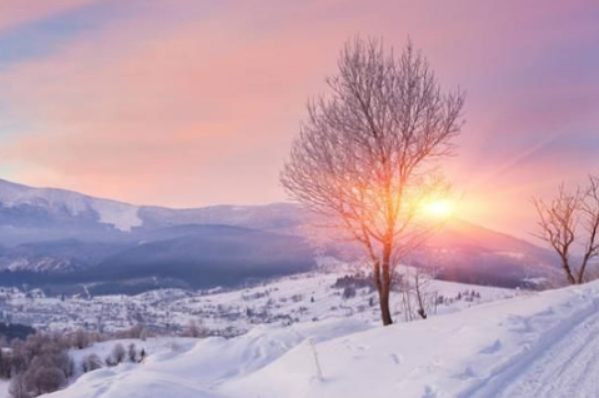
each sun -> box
[421,199,456,219]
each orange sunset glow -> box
[0,0,597,239]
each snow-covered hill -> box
[40,279,599,398]
[0,380,7,398]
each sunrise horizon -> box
[0,1,597,240]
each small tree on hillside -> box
[400,266,438,321]
[534,176,599,284]
[72,328,90,350]
[127,343,138,363]
[82,354,103,373]
[111,343,126,365]
[25,365,66,396]
[0,347,10,379]
[181,320,208,338]
[281,37,465,325]
[9,374,30,398]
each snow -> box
[68,338,197,376]
[89,200,142,232]
[2,269,514,334]
[43,279,599,398]
[0,178,142,232]
[468,306,599,398]
[48,319,369,398]
[0,380,8,398]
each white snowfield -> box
[45,280,599,398]
[0,381,7,398]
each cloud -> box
[0,1,146,67]
[0,0,597,236]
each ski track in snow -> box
[463,297,599,398]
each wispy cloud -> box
[0,1,140,67]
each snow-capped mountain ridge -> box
[0,178,558,291]
[0,178,307,235]
[0,178,142,232]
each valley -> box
[0,267,516,337]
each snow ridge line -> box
[456,290,599,398]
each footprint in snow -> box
[344,343,368,351]
[454,366,477,380]
[536,307,555,317]
[422,385,439,398]
[390,353,402,365]
[479,339,502,354]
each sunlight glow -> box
[421,199,455,219]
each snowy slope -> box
[43,280,599,398]
[467,309,599,398]
[47,320,371,398]
[0,380,7,398]
[221,284,599,398]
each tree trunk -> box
[372,240,394,326]
[578,257,590,284]
[379,283,393,325]
[380,241,394,326]
[373,259,393,325]
[562,258,576,285]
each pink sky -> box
[0,0,597,237]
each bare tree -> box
[110,343,126,365]
[25,365,66,396]
[127,343,138,363]
[534,176,599,284]
[281,37,464,325]
[181,320,209,338]
[0,346,10,379]
[10,340,28,375]
[9,374,30,398]
[72,328,90,350]
[81,354,103,373]
[400,266,438,321]
[52,352,74,379]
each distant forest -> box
[0,323,35,342]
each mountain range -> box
[0,178,560,294]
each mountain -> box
[0,178,559,293]
[0,178,143,246]
[0,179,306,243]
[0,239,130,273]
[138,203,307,233]
[407,219,560,288]
[75,225,315,294]
[0,179,316,293]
